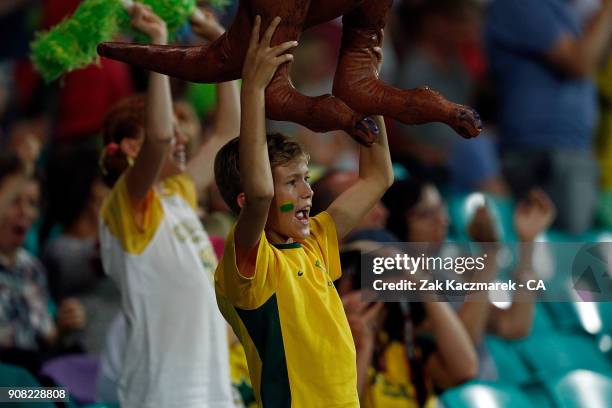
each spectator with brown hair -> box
[96,5,240,406]
[383,178,556,380]
[338,248,477,408]
[42,145,117,354]
[0,152,86,375]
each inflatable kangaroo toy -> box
[98,0,482,145]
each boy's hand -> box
[514,189,556,242]
[242,16,298,91]
[190,7,225,41]
[129,3,168,44]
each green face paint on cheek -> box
[280,202,295,213]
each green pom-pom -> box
[31,0,200,82]
[31,0,125,82]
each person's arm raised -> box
[187,9,241,192]
[124,4,174,203]
[233,16,297,276]
[490,189,555,338]
[546,0,612,78]
[425,302,479,389]
[326,43,394,240]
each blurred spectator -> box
[7,118,45,174]
[383,179,449,245]
[201,182,236,238]
[449,134,508,195]
[42,146,117,354]
[0,151,28,222]
[339,251,477,406]
[3,117,47,256]
[485,0,612,234]
[393,0,482,183]
[174,100,203,162]
[312,170,395,243]
[0,156,85,374]
[383,179,555,380]
[461,188,556,356]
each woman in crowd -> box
[97,4,240,407]
[383,178,555,379]
[0,151,86,375]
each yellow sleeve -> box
[100,173,163,254]
[162,173,198,210]
[214,225,279,310]
[308,211,342,281]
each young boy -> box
[214,16,393,407]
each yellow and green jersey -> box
[215,212,358,407]
[363,341,437,408]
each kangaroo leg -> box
[333,0,482,139]
[250,0,378,145]
[265,63,379,145]
[99,0,379,144]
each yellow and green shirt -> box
[363,341,437,408]
[215,212,358,407]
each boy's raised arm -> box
[125,5,174,202]
[233,16,297,274]
[327,114,393,241]
[326,45,393,240]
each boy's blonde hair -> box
[214,133,309,214]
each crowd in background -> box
[0,0,611,407]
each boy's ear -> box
[237,192,246,209]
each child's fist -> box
[242,16,298,90]
[129,3,168,44]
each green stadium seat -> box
[485,336,533,385]
[544,302,584,332]
[440,382,534,408]
[547,369,612,408]
[597,302,612,333]
[520,381,558,408]
[0,363,56,408]
[531,303,556,335]
[516,333,612,377]
[545,302,612,339]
